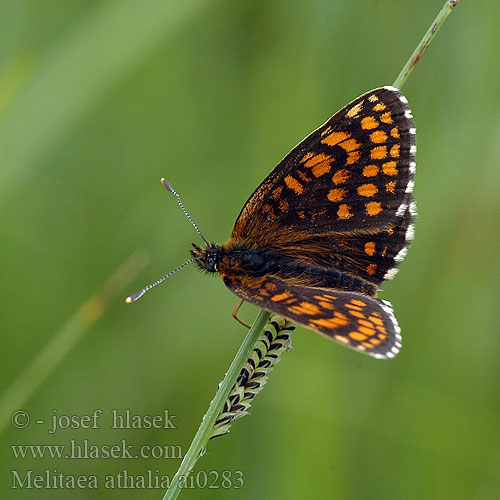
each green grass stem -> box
[163,309,270,499]
[0,252,147,435]
[393,0,460,89]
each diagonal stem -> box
[0,251,147,435]
[393,0,460,89]
[163,309,270,500]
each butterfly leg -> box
[232,299,251,329]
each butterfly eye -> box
[205,252,218,272]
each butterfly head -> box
[191,243,219,273]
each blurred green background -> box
[1,1,499,499]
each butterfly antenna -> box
[161,178,210,246]
[125,257,196,303]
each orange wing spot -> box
[366,263,377,275]
[272,185,283,199]
[370,338,382,345]
[311,162,331,177]
[357,183,378,197]
[381,247,387,257]
[327,187,348,202]
[298,210,306,219]
[311,316,349,329]
[319,301,335,310]
[390,126,400,138]
[386,226,394,235]
[372,311,382,318]
[262,204,276,219]
[368,94,379,103]
[349,331,368,341]
[349,310,366,319]
[315,209,327,216]
[390,144,400,158]
[264,281,278,291]
[301,151,314,163]
[334,334,350,344]
[370,130,388,144]
[361,116,379,130]
[337,204,354,219]
[279,198,289,211]
[314,295,328,301]
[304,153,335,177]
[371,146,387,159]
[346,101,363,118]
[366,201,382,216]
[380,111,393,124]
[351,299,366,307]
[284,175,304,194]
[339,138,361,152]
[321,131,350,146]
[363,164,379,177]
[361,341,374,349]
[346,150,362,165]
[373,102,386,111]
[364,241,376,256]
[335,311,348,320]
[311,162,330,178]
[305,152,330,167]
[369,315,384,326]
[377,333,387,340]
[323,294,338,300]
[385,180,397,194]
[382,161,398,176]
[314,294,338,303]
[320,126,333,137]
[298,170,311,183]
[271,291,293,302]
[332,169,351,185]
[289,301,322,316]
[377,325,388,335]
[345,303,363,311]
[359,319,375,328]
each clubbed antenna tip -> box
[125,257,196,304]
[125,291,146,303]
[161,177,174,193]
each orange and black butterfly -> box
[128,87,416,359]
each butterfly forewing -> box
[233,87,416,240]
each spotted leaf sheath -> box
[193,87,416,358]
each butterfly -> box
[128,87,416,359]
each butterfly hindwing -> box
[232,87,416,241]
[223,275,402,359]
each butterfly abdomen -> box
[217,240,376,296]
